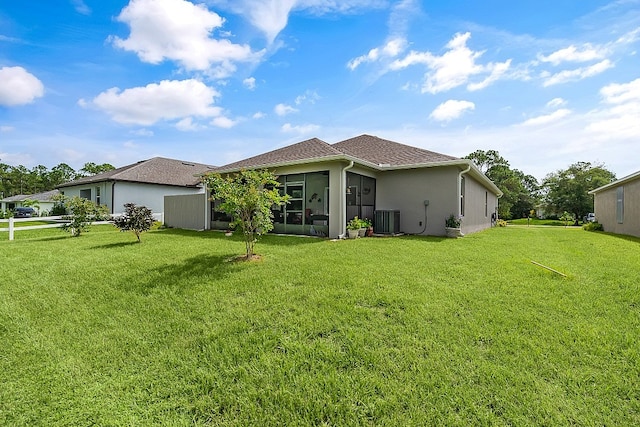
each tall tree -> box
[49,163,77,186]
[465,150,539,219]
[543,162,615,223]
[78,162,115,178]
[204,169,289,260]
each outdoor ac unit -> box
[374,210,400,234]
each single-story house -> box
[169,134,501,238]
[58,157,216,216]
[0,189,60,215]
[588,170,640,238]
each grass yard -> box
[1,225,639,425]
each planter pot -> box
[358,227,366,237]
[366,226,374,237]
[445,227,464,238]
[347,229,359,239]
[224,231,233,236]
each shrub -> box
[55,195,109,237]
[112,203,154,242]
[583,222,604,232]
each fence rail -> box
[0,213,163,241]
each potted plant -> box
[445,213,463,238]
[362,218,373,237]
[346,216,361,239]
[357,217,368,237]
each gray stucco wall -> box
[594,177,640,238]
[165,193,208,230]
[376,166,459,236]
[376,166,498,236]
[463,173,498,234]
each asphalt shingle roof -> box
[333,134,458,167]
[1,189,60,202]
[216,138,342,171]
[58,157,216,188]
[216,134,459,172]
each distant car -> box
[14,207,36,218]
[584,213,596,223]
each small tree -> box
[560,211,574,228]
[112,203,154,242]
[22,199,40,216]
[204,169,289,260]
[54,195,109,237]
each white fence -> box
[0,213,163,241]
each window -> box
[95,187,101,205]
[485,191,488,217]
[80,189,91,200]
[616,186,624,224]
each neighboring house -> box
[179,134,501,238]
[589,170,640,238]
[58,157,216,215]
[0,189,60,215]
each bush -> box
[583,222,604,232]
[112,203,155,242]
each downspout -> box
[110,181,116,214]
[458,162,471,222]
[340,160,354,239]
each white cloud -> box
[546,98,567,108]
[212,116,237,128]
[281,123,320,134]
[295,90,320,105]
[521,109,571,126]
[111,0,260,74]
[85,79,222,126]
[538,44,605,65]
[216,0,386,44]
[542,59,613,86]
[252,111,266,119]
[130,128,154,136]
[429,100,475,122]
[0,66,45,106]
[175,117,200,131]
[347,37,407,70]
[388,32,511,94]
[274,103,298,116]
[586,78,640,139]
[243,77,256,90]
[599,78,640,104]
[1,126,15,132]
[71,0,91,15]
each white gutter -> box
[340,160,354,239]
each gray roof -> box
[1,189,60,203]
[333,134,458,167]
[216,134,459,172]
[58,157,217,188]
[215,138,342,171]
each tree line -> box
[465,150,616,223]
[0,162,115,198]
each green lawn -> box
[1,226,639,425]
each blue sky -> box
[1,0,639,180]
